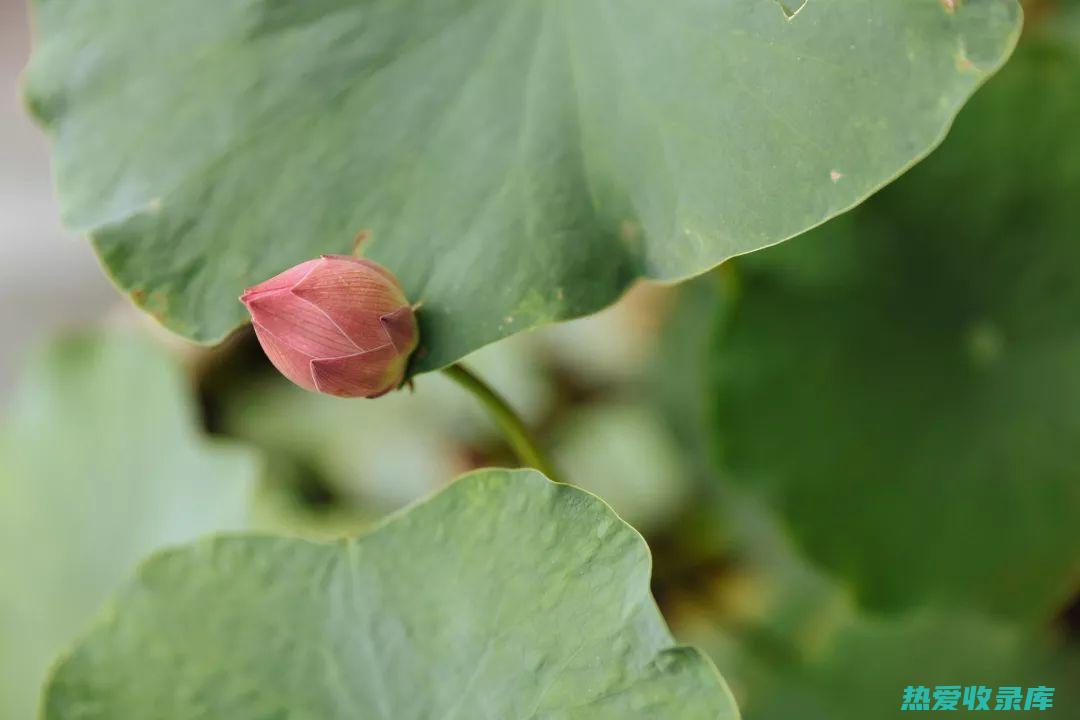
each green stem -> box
[441,363,560,482]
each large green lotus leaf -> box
[42,469,737,719]
[23,0,1020,370]
[0,332,256,720]
[707,29,1080,622]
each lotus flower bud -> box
[240,255,418,398]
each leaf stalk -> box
[441,363,561,482]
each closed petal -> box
[310,345,404,398]
[321,254,407,291]
[245,290,358,359]
[292,257,407,351]
[240,259,319,303]
[252,322,318,392]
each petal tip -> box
[380,306,419,355]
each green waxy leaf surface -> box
[43,469,737,719]
[0,332,256,720]
[24,0,1020,369]
[707,30,1080,622]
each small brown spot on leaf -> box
[955,47,976,73]
[146,291,171,323]
[829,170,844,183]
[940,0,957,12]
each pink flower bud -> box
[240,255,418,398]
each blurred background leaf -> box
[704,14,1080,624]
[22,0,1019,371]
[661,480,1080,720]
[43,470,737,720]
[0,331,256,720]
[551,401,690,534]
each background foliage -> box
[0,333,255,719]
[2,1,1077,718]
